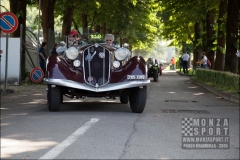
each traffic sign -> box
[30,68,44,83]
[0,12,18,33]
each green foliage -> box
[6,0,237,67]
[157,0,220,48]
[21,69,30,82]
[195,68,239,92]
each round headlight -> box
[114,48,128,61]
[113,61,120,68]
[73,60,81,67]
[125,48,131,58]
[65,47,79,60]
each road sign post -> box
[0,12,18,33]
[0,12,19,90]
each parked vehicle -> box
[158,63,163,75]
[157,60,164,75]
[44,37,150,113]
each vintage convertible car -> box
[44,38,150,113]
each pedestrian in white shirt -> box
[236,50,240,57]
[181,52,190,74]
[199,52,208,69]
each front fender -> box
[110,56,147,83]
[46,55,84,83]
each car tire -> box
[129,86,147,113]
[120,95,129,104]
[48,85,61,111]
[153,70,158,82]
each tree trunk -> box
[72,19,80,35]
[94,25,101,33]
[214,0,227,71]
[100,22,106,35]
[225,0,239,73]
[107,28,112,34]
[206,9,215,68]
[193,22,201,64]
[10,0,26,81]
[62,6,74,40]
[82,13,88,39]
[201,19,207,53]
[39,0,56,55]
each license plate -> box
[127,75,145,79]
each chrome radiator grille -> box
[83,44,111,87]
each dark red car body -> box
[44,42,150,113]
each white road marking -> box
[39,118,99,159]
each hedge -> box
[195,69,239,92]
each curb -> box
[190,78,239,104]
[176,71,239,104]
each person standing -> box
[170,57,176,70]
[49,43,58,56]
[39,42,47,77]
[236,50,240,57]
[198,52,208,69]
[182,52,190,74]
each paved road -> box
[1,71,239,159]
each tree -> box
[193,22,201,63]
[225,0,239,73]
[206,8,216,68]
[214,0,227,71]
[36,0,56,54]
[61,5,74,38]
[10,0,27,81]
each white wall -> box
[0,37,21,85]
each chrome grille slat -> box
[103,48,105,84]
[87,48,91,77]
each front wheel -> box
[48,85,61,111]
[129,86,147,113]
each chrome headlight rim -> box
[65,47,79,60]
[114,48,128,61]
[113,61,120,68]
[73,59,81,67]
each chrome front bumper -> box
[44,78,150,92]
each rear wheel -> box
[120,95,129,104]
[153,70,158,82]
[129,86,147,113]
[48,85,61,111]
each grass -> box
[1,81,46,93]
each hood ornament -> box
[85,51,96,61]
